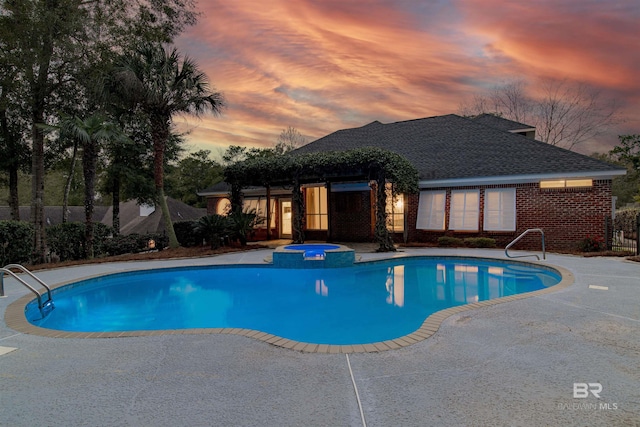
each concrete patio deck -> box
[1,247,639,426]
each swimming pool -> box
[25,257,561,345]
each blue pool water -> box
[26,257,561,345]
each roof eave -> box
[419,169,627,188]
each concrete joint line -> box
[0,333,21,342]
[346,354,367,427]
[540,296,640,323]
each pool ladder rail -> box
[0,264,55,316]
[505,228,546,261]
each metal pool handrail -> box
[0,264,54,314]
[505,228,546,260]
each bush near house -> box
[103,233,169,256]
[47,222,114,261]
[194,214,231,249]
[438,236,464,247]
[463,237,497,248]
[174,220,205,248]
[614,207,640,239]
[577,235,605,252]
[437,236,497,248]
[0,220,34,265]
[227,208,264,246]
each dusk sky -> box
[174,0,640,157]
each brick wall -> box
[329,190,373,241]
[406,180,613,251]
[207,179,613,250]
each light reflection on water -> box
[27,258,560,345]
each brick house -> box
[199,114,625,250]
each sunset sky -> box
[174,0,640,157]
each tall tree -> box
[0,0,201,262]
[59,114,127,257]
[274,126,307,154]
[112,44,224,247]
[0,7,31,220]
[608,134,640,205]
[459,78,619,151]
[166,149,223,207]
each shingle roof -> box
[0,206,108,225]
[291,114,624,181]
[471,113,535,132]
[0,199,205,235]
[100,197,206,235]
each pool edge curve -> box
[4,257,575,353]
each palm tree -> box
[112,43,225,248]
[59,114,126,258]
[194,214,231,249]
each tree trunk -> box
[1,109,21,221]
[82,140,97,258]
[265,185,271,240]
[62,139,78,224]
[150,115,179,248]
[292,175,305,244]
[29,8,55,264]
[112,175,120,235]
[373,174,396,252]
[230,182,243,213]
[8,166,19,221]
[31,120,47,264]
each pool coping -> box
[4,256,574,353]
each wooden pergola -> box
[223,147,419,252]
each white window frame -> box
[242,198,275,228]
[416,191,446,230]
[484,188,516,231]
[385,183,405,232]
[305,185,328,230]
[449,190,479,231]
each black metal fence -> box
[605,213,640,254]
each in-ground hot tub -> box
[284,244,340,258]
[273,243,355,268]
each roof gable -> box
[471,113,535,132]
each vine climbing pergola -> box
[224,147,419,252]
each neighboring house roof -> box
[100,197,206,235]
[0,206,108,225]
[0,199,204,235]
[290,114,625,186]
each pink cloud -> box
[174,0,640,156]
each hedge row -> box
[437,236,497,248]
[0,220,177,264]
[0,221,34,266]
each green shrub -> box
[174,220,203,247]
[92,223,114,257]
[464,237,497,248]
[195,214,231,249]
[577,235,605,252]
[103,232,168,256]
[0,220,34,265]
[437,236,464,247]
[227,208,264,246]
[614,208,640,237]
[47,222,86,261]
[146,233,169,251]
[47,222,114,261]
